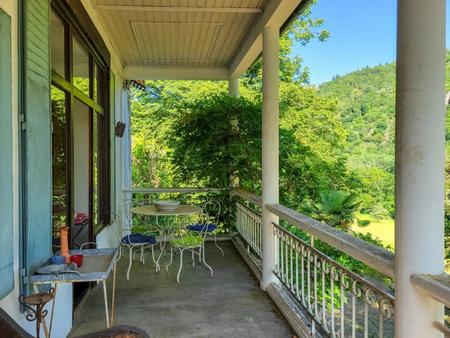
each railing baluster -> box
[301,245,305,306]
[322,262,329,333]
[307,248,312,313]
[330,268,336,338]
[289,237,294,291]
[314,254,318,320]
[351,283,356,338]
[379,308,384,338]
[295,243,299,298]
[340,273,346,338]
[364,302,369,338]
[285,234,289,284]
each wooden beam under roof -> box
[96,5,263,14]
[123,66,229,80]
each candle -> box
[59,226,70,263]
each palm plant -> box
[303,190,360,228]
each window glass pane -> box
[51,10,65,77]
[72,99,91,247]
[72,36,90,97]
[51,86,68,250]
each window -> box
[50,6,111,248]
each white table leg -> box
[110,262,117,327]
[102,280,110,328]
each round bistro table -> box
[130,204,202,217]
[129,204,203,265]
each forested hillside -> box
[318,52,450,221]
[318,63,396,217]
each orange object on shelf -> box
[59,226,70,263]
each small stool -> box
[19,287,55,338]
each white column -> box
[395,0,445,337]
[261,25,279,290]
[228,78,239,97]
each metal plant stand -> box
[19,287,55,338]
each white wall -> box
[0,1,73,337]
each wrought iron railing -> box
[273,223,394,337]
[233,188,396,337]
[235,202,262,258]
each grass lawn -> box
[351,215,450,272]
[351,214,395,249]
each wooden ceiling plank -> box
[96,5,263,13]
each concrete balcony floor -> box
[69,242,294,338]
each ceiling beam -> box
[96,5,262,14]
[228,0,302,79]
[123,66,230,81]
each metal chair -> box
[166,212,213,283]
[118,198,161,280]
[187,200,224,256]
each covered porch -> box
[0,0,448,337]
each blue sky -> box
[295,0,449,85]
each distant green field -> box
[351,214,395,249]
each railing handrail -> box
[124,186,395,277]
[267,203,395,278]
[411,273,450,307]
[122,187,225,193]
[231,188,262,207]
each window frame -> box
[51,2,111,242]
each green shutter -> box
[23,0,52,277]
[0,9,14,299]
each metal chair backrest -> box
[201,199,221,229]
[123,197,153,236]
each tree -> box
[242,0,329,86]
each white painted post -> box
[395,0,445,337]
[261,25,279,290]
[228,78,240,97]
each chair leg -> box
[140,246,145,264]
[176,249,185,283]
[116,245,123,263]
[192,250,195,267]
[214,233,224,256]
[202,245,213,277]
[166,246,173,272]
[151,246,160,272]
[127,246,133,281]
[198,246,202,263]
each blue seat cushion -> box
[121,233,157,244]
[187,223,217,232]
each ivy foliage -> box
[168,95,262,188]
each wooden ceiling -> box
[93,0,268,68]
